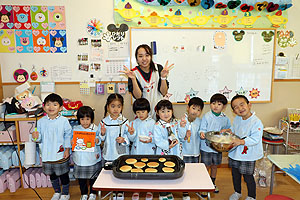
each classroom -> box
[0,0,300,199]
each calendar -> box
[105,58,129,75]
[80,82,90,95]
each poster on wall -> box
[0,5,67,53]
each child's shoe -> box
[80,194,88,200]
[51,193,61,200]
[200,192,208,198]
[229,192,242,200]
[166,193,174,200]
[117,192,124,200]
[145,192,153,200]
[182,192,190,200]
[214,185,219,193]
[245,197,256,200]
[113,192,117,200]
[132,192,140,200]
[88,193,97,200]
[159,195,168,200]
[60,194,70,200]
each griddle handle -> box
[104,161,113,170]
[179,158,185,168]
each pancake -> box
[131,168,143,173]
[125,158,137,165]
[164,161,175,167]
[147,162,159,168]
[159,157,166,162]
[141,158,148,162]
[134,162,146,169]
[119,165,132,172]
[162,167,175,173]
[145,168,158,173]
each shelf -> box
[0,142,17,145]
[279,119,300,154]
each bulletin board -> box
[130,27,276,103]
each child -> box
[127,98,156,200]
[179,97,204,200]
[97,93,129,200]
[227,95,263,200]
[153,100,180,200]
[32,93,72,200]
[200,93,231,196]
[72,106,102,200]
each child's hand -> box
[32,131,39,141]
[126,122,135,135]
[180,116,187,127]
[95,138,99,144]
[231,138,245,147]
[161,60,174,78]
[169,139,178,149]
[120,66,136,80]
[100,122,106,136]
[116,137,125,144]
[220,129,232,134]
[63,148,70,158]
[200,132,205,139]
[140,137,152,143]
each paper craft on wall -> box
[40,67,48,77]
[114,0,291,28]
[87,19,103,37]
[13,5,32,29]
[0,5,67,53]
[30,66,38,81]
[15,30,34,53]
[104,24,129,42]
[219,86,232,99]
[0,29,16,52]
[32,30,50,53]
[266,10,288,28]
[0,5,14,29]
[48,6,66,30]
[277,30,297,48]
[13,68,28,83]
[118,83,126,94]
[107,83,115,94]
[95,83,105,95]
[49,29,67,53]
[30,6,49,30]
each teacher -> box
[121,44,174,118]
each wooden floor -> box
[0,167,299,200]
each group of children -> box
[32,92,263,200]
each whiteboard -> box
[130,28,276,103]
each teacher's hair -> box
[135,44,157,71]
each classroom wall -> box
[1,0,300,126]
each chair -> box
[265,194,294,200]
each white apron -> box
[132,65,163,119]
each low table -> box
[267,154,300,195]
[93,163,215,199]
